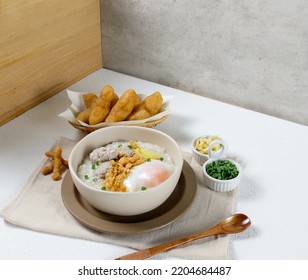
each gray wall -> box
[100,0,308,126]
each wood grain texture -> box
[115,213,251,260]
[0,0,102,126]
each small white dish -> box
[202,158,242,192]
[191,136,228,165]
[202,140,242,192]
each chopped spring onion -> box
[206,160,239,180]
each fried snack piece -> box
[127,91,163,120]
[76,107,90,123]
[89,85,119,125]
[88,106,107,125]
[83,93,98,108]
[76,94,98,123]
[76,86,119,124]
[42,146,68,181]
[105,89,139,122]
[110,93,119,109]
[127,103,151,120]
[143,91,163,115]
[98,85,118,104]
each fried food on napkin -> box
[127,103,151,120]
[105,89,139,122]
[42,146,68,181]
[89,85,118,125]
[127,91,163,120]
[76,107,92,123]
[76,93,98,123]
[75,86,163,124]
[83,93,98,108]
[76,85,119,125]
[99,85,119,107]
[144,91,163,115]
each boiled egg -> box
[124,160,174,192]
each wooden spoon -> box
[115,213,251,260]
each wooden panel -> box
[0,0,102,126]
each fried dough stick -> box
[127,91,163,120]
[89,85,119,125]
[76,85,119,124]
[105,89,139,122]
[76,93,98,123]
[42,146,68,180]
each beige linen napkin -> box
[0,137,236,259]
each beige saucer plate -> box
[61,160,197,234]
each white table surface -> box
[1,69,308,260]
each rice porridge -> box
[77,140,175,192]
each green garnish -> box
[206,160,239,180]
[141,186,147,191]
[127,145,133,149]
[93,178,97,183]
[92,162,100,169]
[118,144,122,148]
[101,186,106,190]
[159,157,164,161]
[146,158,151,162]
[84,175,89,180]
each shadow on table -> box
[229,225,261,259]
[236,177,263,202]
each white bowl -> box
[69,126,183,216]
[202,158,242,192]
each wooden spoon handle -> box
[115,227,221,260]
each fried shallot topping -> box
[102,154,145,192]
